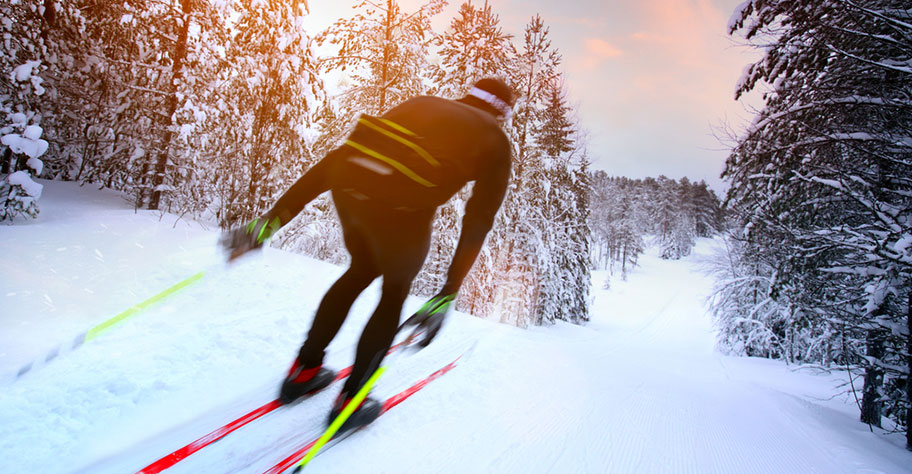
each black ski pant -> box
[296,189,433,397]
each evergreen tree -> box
[532,78,590,324]
[413,1,513,305]
[690,180,722,237]
[471,14,564,326]
[536,78,574,158]
[508,14,560,170]
[428,0,513,98]
[724,0,912,440]
[0,0,53,220]
[414,0,512,298]
[319,0,446,115]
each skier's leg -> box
[295,262,378,367]
[340,277,412,395]
[297,214,380,368]
[280,215,380,403]
[329,236,429,430]
[340,211,433,397]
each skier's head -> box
[463,77,514,120]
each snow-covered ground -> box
[1,180,909,474]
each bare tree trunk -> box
[621,243,627,275]
[1,148,11,174]
[377,0,393,112]
[148,0,193,210]
[906,292,911,450]
[860,328,884,428]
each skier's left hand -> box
[399,292,456,348]
[220,216,281,263]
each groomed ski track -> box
[1,181,910,474]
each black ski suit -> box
[265,95,511,396]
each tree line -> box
[590,173,723,282]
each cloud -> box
[581,37,623,69]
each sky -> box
[303,0,764,193]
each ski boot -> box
[327,392,381,435]
[279,360,335,404]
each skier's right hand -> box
[220,216,281,263]
[399,292,456,348]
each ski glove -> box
[220,216,281,262]
[399,292,456,348]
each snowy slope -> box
[1,180,910,474]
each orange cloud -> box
[586,38,623,58]
[581,37,623,69]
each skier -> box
[221,78,514,432]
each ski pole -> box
[11,270,205,381]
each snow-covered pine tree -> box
[412,0,514,299]
[532,77,591,324]
[553,155,592,323]
[410,0,515,308]
[668,177,697,259]
[208,0,325,227]
[428,0,513,98]
[725,0,912,440]
[474,14,562,327]
[536,77,574,158]
[690,180,723,237]
[0,1,48,220]
[508,14,559,173]
[610,178,647,278]
[653,176,690,259]
[588,172,612,269]
[318,0,446,116]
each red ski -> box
[263,348,469,474]
[136,340,412,474]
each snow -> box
[896,233,912,255]
[2,130,49,161]
[12,60,40,82]
[1,180,910,474]
[22,125,42,141]
[10,60,46,95]
[727,1,751,32]
[7,170,43,198]
[26,157,44,175]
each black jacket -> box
[269,96,512,293]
